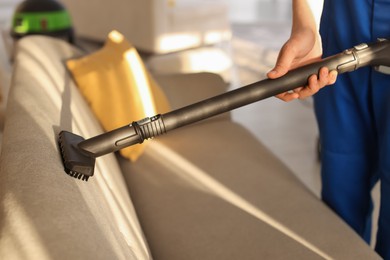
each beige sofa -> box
[0,36,380,259]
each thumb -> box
[267,45,296,79]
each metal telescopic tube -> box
[162,50,358,131]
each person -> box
[267,0,390,258]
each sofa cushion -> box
[119,76,380,259]
[0,36,150,259]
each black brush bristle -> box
[59,131,96,181]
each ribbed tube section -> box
[137,114,167,140]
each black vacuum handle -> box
[78,38,390,157]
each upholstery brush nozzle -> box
[59,131,96,181]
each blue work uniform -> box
[315,0,390,257]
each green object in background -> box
[11,0,74,43]
[13,10,72,34]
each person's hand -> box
[267,29,338,101]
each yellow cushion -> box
[67,31,171,161]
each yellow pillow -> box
[67,31,171,161]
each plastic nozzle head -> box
[58,131,95,181]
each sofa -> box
[0,36,380,259]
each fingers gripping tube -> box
[78,114,166,158]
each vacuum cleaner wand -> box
[59,38,390,181]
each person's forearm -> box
[292,0,318,35]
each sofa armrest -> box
[0,36,150,259]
